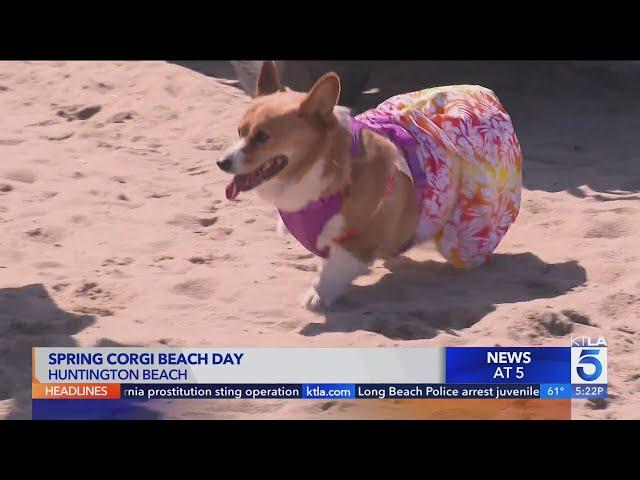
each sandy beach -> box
[1,61,638,419]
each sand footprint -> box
[271,261,318,272]
[171,278,216,300]
[584,220,628,239]
[167,214,218,233]
[33,261,63,269]
[198,218,217,227]
[102,257,134,266]
[24,226,65,244]
[279,252,315,261]
[599,292,638,318]
[209,227,234,239]
[2,169,36,184]
[74,281,113,301]
[82,81,114,93]
[560,309,596,326]
[585,207,636,215]
[607,207,637,214]
[188,254,236,265]
[194,138,226,151]
[521,309,596,338]
[508,311,571,338]
[538,219,564,228]
[276,320,301,332]
[56,105,101,121]
[0,139,24,146]
[204,202,220,213]
[183,165,209,176]
[107,111,135,123]
[51,283,70,292]
[524,198,548,215]
[74,306,114,317]
[45,132,74,141]
[71,281,115,317]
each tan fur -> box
[255,60,283,96]
[237,91,352,187]
[233,63,419,265]
[299,73,341,118]
[338,130,419,263]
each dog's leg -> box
[302,245,369,310]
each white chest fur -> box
[255,160,330,212]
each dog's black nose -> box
[217,158,233,172]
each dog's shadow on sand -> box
[299,252,587,340]
[0,284,160,419]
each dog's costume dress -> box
[278,85,522,269]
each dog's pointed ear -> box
[299,72,341,120]
[256,61,282,96]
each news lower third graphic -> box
[31,339,607,419]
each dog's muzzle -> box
[216,157,233,172]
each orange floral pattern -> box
[361,85,522,268]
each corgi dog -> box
[217,61,522,310]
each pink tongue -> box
[225,177,241,200]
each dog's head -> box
[218,61,343,200]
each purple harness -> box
[277,116,426,258]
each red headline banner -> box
[32,383,121,399]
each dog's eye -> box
[253,130,269,144]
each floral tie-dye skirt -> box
[357,85,522,268]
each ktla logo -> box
[571,337,607,384]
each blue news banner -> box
[445,346,607,400]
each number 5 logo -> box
[576,349,602,381]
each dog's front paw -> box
[300,286,340,311]
[301,287,322,311]
[301,287,327,311]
